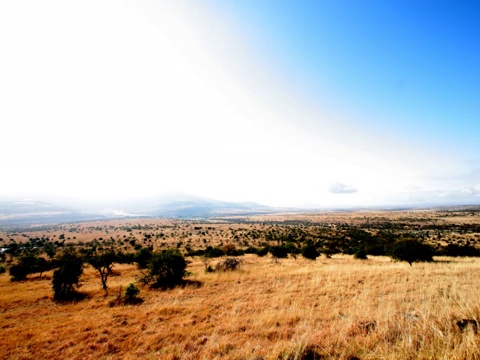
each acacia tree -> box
[87,250,118,290]
[390,239,434,266]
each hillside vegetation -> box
[1,210,480,359]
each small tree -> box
[52,249,84,300]
[256,246,269,257]
[87,250,118,290]
[390,239,434,266]
[43,243,57,258]
[285,242,300,260]
[124,283,142,304]
[134,247,152,269]
[200,256,213,273]
[146,249,187,289]
[354,248,368,260]
[269,245,289,260]
[9,255,50,281]
[9,263,28,281]
[301,243,320,260]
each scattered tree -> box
[9,255,50,281]
[134,247,152,269]
[389,239,434,266]
[354,249,368,260]
[301,243,320,260]
[87,250,118,290]
[144,249,187,289]
[269,245,289,260]
[52,249,84,300]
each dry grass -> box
[2,254,480,359]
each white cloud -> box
[329,182,358,194]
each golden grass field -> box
[2,253,480,359]
[1,210,480,359]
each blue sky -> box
[0,0,479,207]
[214,0,480,154]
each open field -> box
[2,210,480,359]
[1,209,480,253]
[2,255,480,359]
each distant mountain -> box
[0,199,108,226]
[0,195,276,226]
[102,194,275,218]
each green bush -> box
[354,249,368,260]
[52,250,84,300]
[134,247,153,269]
[124,283,142,304]
[244,246,260,254]
[301,244,320,260]
[204,246,225,258]
[9,255,50,281]
[0,264,5,274]
[147,249,187,289]
[440,244,480,257]
[390,239,434,266]
[269,245,289,259]
[9,264,28,281]
[256,246,269,257]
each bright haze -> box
[1,1,479,208]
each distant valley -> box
[0,195,277,226]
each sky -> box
[0,0,479,208]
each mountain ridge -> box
[0,195,277,226]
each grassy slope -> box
[2,255,480,359]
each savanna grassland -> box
[2,210,480,359]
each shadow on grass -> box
[431,257,475,264]
[30,274,52,281]
[53,291,89,303]
[151,279,203,290]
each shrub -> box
[256,246,269,257]
[269,245,289,259]
[9,264,28,281]
[354,249,368,260]
[117,251,135,264]
[301,244,320,260]
[124,283,142,304]
[390,239,434,266]
[222,244,239,256]
[285,242,300,259]
[0,264,5,274]
[147,249,187,289]
[200,256,214,273]
[134,247,152,269]
[215,257,241,271]
[244,246,260,254]
[204,246,225,258]
[9,255,51,281]
[52,250,84,300]
[441,244,480,257]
